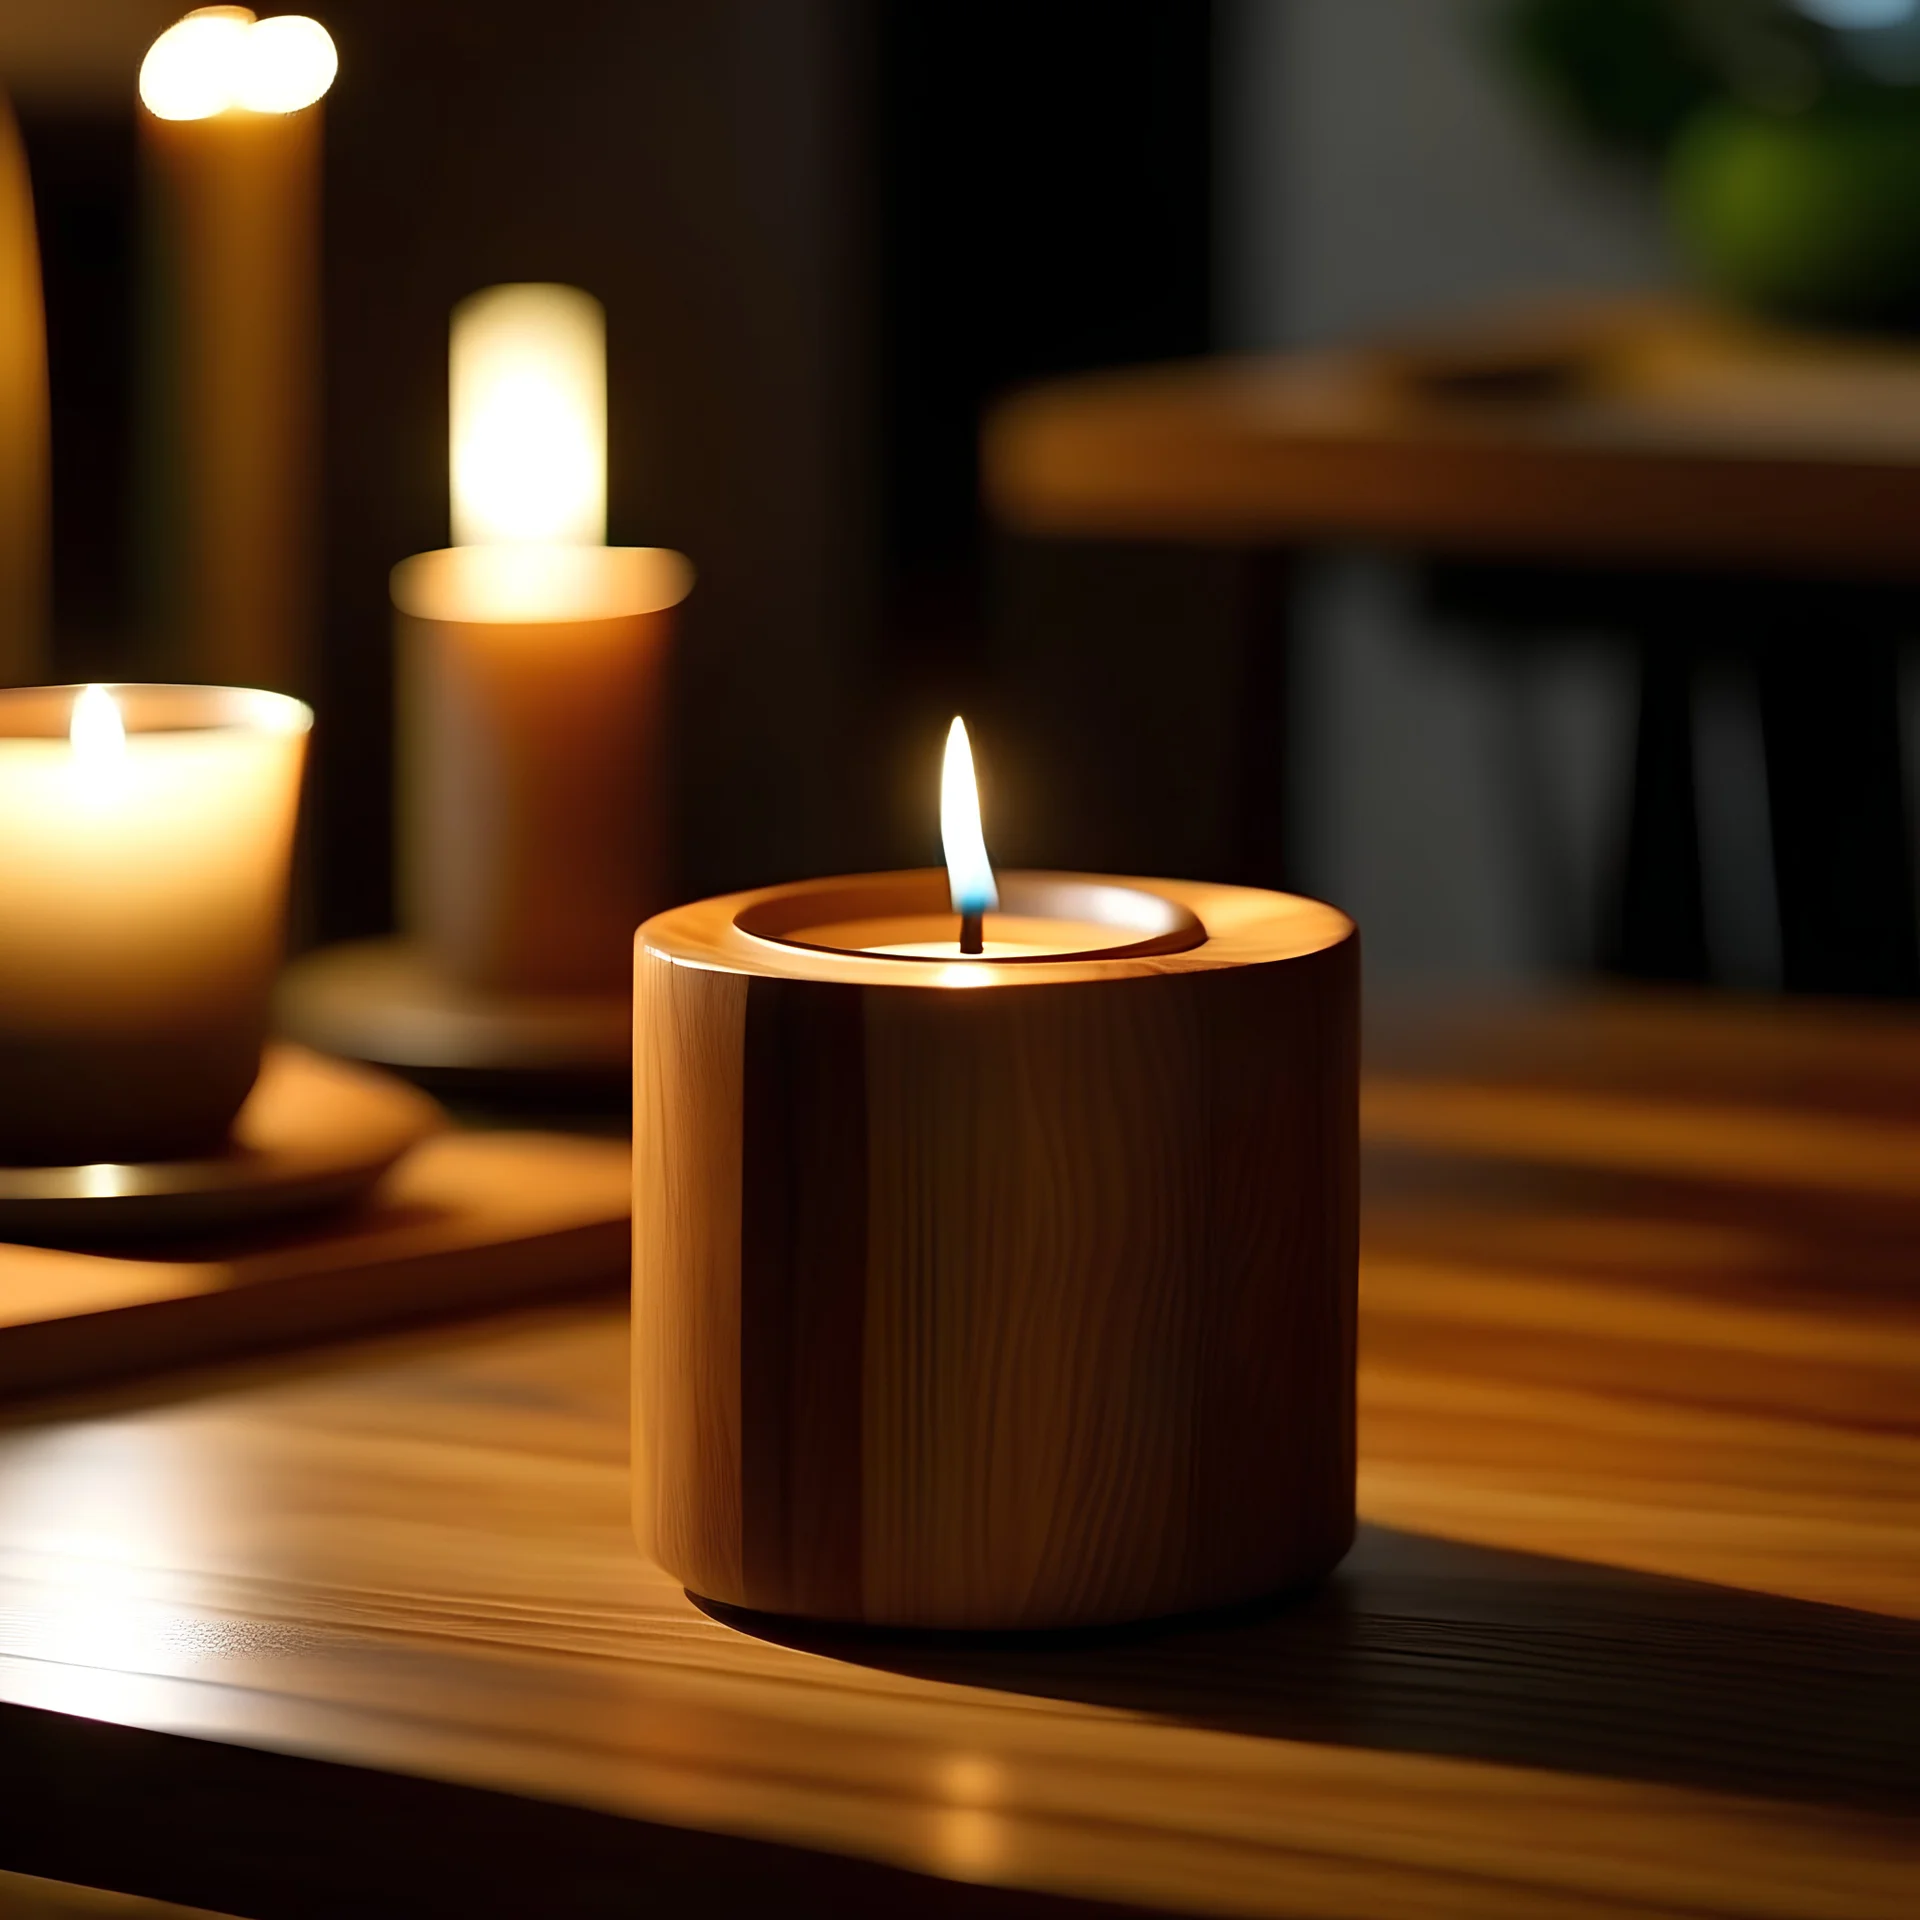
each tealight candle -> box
[633,722,1359,1631]
[0,684,310,1164]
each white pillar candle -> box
[0,684,310,1164]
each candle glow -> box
[69,684,126,770]
[941,717,998,916]
[449,284,607,549]
[139,9,337,122]
[0,684,311,1163]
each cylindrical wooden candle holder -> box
[394,545,692,996]
[634,870,1357,1631]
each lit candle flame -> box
[70,684,127,769]
[139,9,337,123]
[941,716,998,915]
[449,284,607,548]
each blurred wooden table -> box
[985,297,1920,571]
[0,992,1915,1918]
[986,299,1920,993]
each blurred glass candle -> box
[138,8,336,695]
[395,284,693,995]
[0,684,310,1165]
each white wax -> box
[0,722,303,1031]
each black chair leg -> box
[1757,631,1918,998]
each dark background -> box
[13,0,1920,997]
[18,1,1220,943]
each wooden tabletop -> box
[984,297,1920,578]
[0,991,1915,1918]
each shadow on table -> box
[698,1522,1920,1816]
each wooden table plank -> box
[0,994,1913,1918]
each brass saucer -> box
[276,938,630,1081]
[0,1045,445,1243]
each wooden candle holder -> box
[634,872,1358,1631]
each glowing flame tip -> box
[70,685,126,766]
[140,10,336,121]
[941,716,998,915]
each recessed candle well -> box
[0,684,310,1165]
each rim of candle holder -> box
[390,545,695,626]
[0,683,312,739]
[0,1045,442,1243]
[734,869,1207,964]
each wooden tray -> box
[0,1130,631,1400]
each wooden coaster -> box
[276,939,629,1081]
[0,1129,630,1400]
[0,1046,444,1244]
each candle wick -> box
[960,908,984,956]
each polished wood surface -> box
[0,1125,628,1400]
[636,874,1357,1627]
[0,992,1913,1917]
[985,298,1920,577]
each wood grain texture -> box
[632,946,745,1601]
[0,1129,629,1399]
[0,992,1909,1919]
[983,296,1920,578]
[633,875,1359,1628]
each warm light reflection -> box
[139,8,337,122]
[450,284,607,547]
[0,1422,246,1728]
[69,684,126,770]
[941,716,998,915]
[233,13,338,112]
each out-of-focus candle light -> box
[139,8,336,121]
[0,97,49,685]
[69,683,127,775]
[390,281,685,996]
[137,7,335,695]
[450,284,607,549]
[0,683,310,1164]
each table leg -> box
[1756,630,1918,997]
[1611,631,1711,985]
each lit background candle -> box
[395,282,692,996]
[138,8,337,694]
[633,729,1358,1630]
[0,96,48,686]
[0,684,310,1164]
